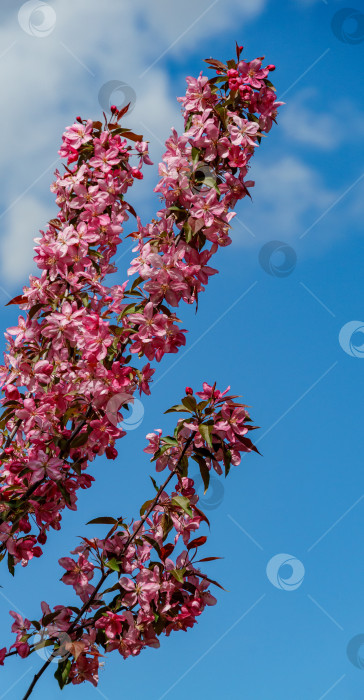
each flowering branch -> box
[1,382,258,696]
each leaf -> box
[198,423,213,448]
[222,446,232,478]
[150,443,170,461]
[117,102,131,120]
[86,517,118,526]
[42,611,62,626]
[192,454,210,494]
[7,553,14,576]
[125,202,138,219]
[193,505,210,529]
[171,495,193,518]
[171,568,185,583]
[5,294,26,306]
[70,431,89,449]
[200,574,228,591]
[57,483,71,506]
[160,543,174,561]
[149,476,159,492]
[48,218,63,230]
[239,436,261,455]
[54,658,72,690]
[177,454,189,478]
[143,535,161,556]
[105,558,120,572]
[203,58,227,71]
[182,396,197,412]
[196,556,223,563]
[187,536,207,550]
[191,146,200,165]
[123,130,143,143]
[29,303,44,320]
[164,404,192,414]
[162,436,178,447]
[119,302,138,318]
[140,499,154,516]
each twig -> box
[21,435,193,699]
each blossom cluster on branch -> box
[1,384,258,689]
[0,43,280,697]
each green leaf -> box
[140,499,154,516]
[105,558,120,572]
[191,147,200,165]
[183,221,193,243]
[150,444,170,461]
[247,112,260,123]
[164,404,192,414]
[162,436,178,446]
[54,658,72,690]
[150,476,159,492]
[171,567,186,583]
[198,423,213,448]
[86,517,118,526]
[119,303,138,319]
[171,495,193,518]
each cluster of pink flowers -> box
[1,384,257,689]
[0,43,280,697]
[0,47,279,575]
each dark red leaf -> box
[5,295,26,306]
[187,536,207,550]
[160,543,174,561]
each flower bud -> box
[19,518,31,534]
[266,64,276,71]
[185,387,193,395]
[131,167,143,180]
[105,446,118,460]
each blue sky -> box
[1,1,364,698]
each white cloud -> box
[0,195,53,287]
[279,88,339,150]
[279,88,364,150]
[0,0,268,287]
[233,155,337,242]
